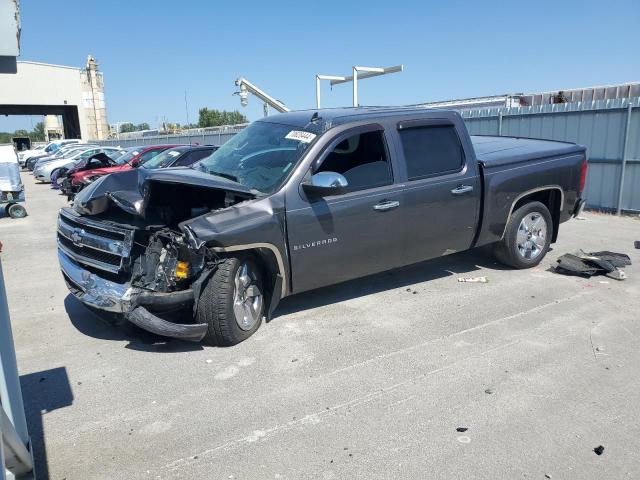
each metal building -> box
[0,56,110,140]
[416,82,640,111]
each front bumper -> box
[59,249,208,341]
[59,249,133,312]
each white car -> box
[18,139,82,167]
[31,144,97,171]
[34,147,122,182]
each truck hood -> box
[73,167,257,217]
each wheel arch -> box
[502,186,563,243]
[210,243,287,317]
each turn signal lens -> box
[175,261,189,279]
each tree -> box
[198,108,248,128]
[32,122,45,141]
[0,123,45,143]
[119,122,135,133]
[136,122,150,131]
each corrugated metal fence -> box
[94,98,640,213]
[96,125,246,149]
[462,97,640,213]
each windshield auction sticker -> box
[285,130,317,143]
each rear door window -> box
[399,125,464,180]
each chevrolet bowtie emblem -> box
[70,228,85,247]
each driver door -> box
[286,125,405,293]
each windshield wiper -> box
[207,170,239,183]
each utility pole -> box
[184,90,190,127]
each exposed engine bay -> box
[56,165,272,344]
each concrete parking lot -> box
[1,172,639,479]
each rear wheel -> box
[197,255,265,346]
[7,203,27,219]
[494,201,552,269]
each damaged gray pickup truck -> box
[57,107,588,345]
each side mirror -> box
[302,171,349,196]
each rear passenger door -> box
[395,120,480,265]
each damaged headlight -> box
[132,229,206,292]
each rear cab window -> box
[398,124,465,180]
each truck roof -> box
[260,106,455,130]
[471,135,585,167]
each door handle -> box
[451,185,473,195]
[373,200,400,211]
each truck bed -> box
[471,135,585,168]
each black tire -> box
[50,168,61,182]
[197,255,264,346]
[7,203,27,219]
[494,201,552,269]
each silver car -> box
[31,144,97,171]
[34,147,122,182]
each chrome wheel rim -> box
[233,262,263,331]
[516,212,547,260]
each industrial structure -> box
[0,56,110,140]
[316,64,403,108]
[416,82,640,111]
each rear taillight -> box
[579,159,588,195]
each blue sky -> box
[3,0,640,131]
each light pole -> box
[316,65,404,108]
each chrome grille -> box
[57,208,134,273]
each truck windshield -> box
[194,121,316,193]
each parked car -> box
[55,146,140,191]
[57,107,587,346]
[140,145,218,170]
[27,144,94,171]
[19,139,82,167]
[34,147,122,183]
[52,150,126,189]
[61,145,179,197]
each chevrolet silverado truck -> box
[57,107,587,345]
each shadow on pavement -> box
[274,247,509,318]
[20,367,73,480]
[64,295,202,353]
[65,247,515,345]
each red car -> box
[64,145,179,196]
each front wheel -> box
[494,201,552,269]
[197,256,265,346]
